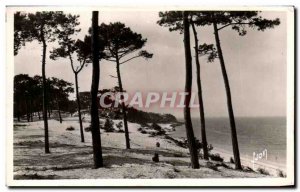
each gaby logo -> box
[98,91,200,109]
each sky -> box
[13,10,287,118]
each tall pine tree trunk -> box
[212,20,241,170]
[90,11,103,168]
[41,28,50,154]
[182,11,200,169]
[30,99,33,122]
[75,73,85,142]
[56,98,62,123]
[26,100,30,122]
[116,57,130,149]
[191,22,209,160]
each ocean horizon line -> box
[175,115,287,120]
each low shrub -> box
[103,118,114,132]
[66,126,75,131]
[209,153,224,162]
[206,162,219,171]
[84,126,91,132]
[116,121,123,132]
[150,129,166,136]
[151,123,162,131]
[257,168,270,175]
[243,166,254,172]
[277,169,286,177]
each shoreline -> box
[212,146,286,175]
[163,124,286,176]
[165,118,287,176]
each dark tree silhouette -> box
[48,77,74,123]
[182,11,200,169]
[193,11,280,169]
[50,19,92,142]
[190,19,209,160]
[32,75,43,120]
[159,11,280,169]
[14,12,29,56]
[14,75,74,123]
[158,11,209,162]
[14,11,79,153]
[90,11,103,168]
[14,74,32,122]
[98,22,153,149]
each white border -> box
[5,5,295,187]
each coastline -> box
[168,118,287,176]
[212,146,286,176]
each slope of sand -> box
[13,116,272,179]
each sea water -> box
[171,117,287,168]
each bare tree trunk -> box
[182,11,200,169]
[191,22,209,160]
[26,100,30,122]
[212,20,241,170]
[16,101,21,122]
[41,28,50,154]
[75,73,85,142]
[30,99,33,122]
[30,112,33,122]
[116,57,130,149]
[90,11,103,168]
[56,98,62,123]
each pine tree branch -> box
[105,59,117,62]
[109,75,118,78]
[76,58,86,73]
[69,53,76,74]
[217,22,253,31]
[119,55,142,64]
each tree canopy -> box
[95,22,153,63]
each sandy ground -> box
[13,116,272,179]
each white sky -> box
[13,10,287,118]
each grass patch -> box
[14,124,27,127]
[14,173,58,180]
[243,166,254,172]
[216,162,230,169]
[257,167,270,175]
[206,162,220,172]
[277,169,286,177]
